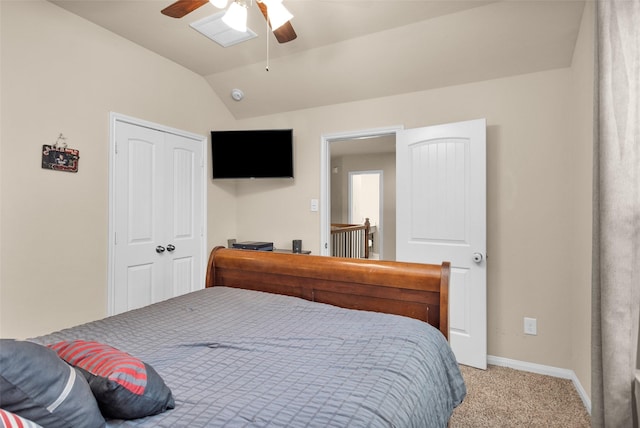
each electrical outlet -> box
[524,317,537,335]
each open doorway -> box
[321,126,400,260]
[349,170,383,259]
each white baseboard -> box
[487,355,592,414]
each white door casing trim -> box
[107,112,207,315]
[320,125,403,256]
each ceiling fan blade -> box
[161,0,209,18]
[273,21,297,43]
[257,1,297,43]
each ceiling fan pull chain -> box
[265,13,270,72]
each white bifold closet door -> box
[112,119,205,315]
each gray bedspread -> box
[33,287,466,427]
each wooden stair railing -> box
[330,218,371,258]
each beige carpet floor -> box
[449,364,591,427]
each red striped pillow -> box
[48,340,174,420]
[49,341,147,395]
[0,409,42,428]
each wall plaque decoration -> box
[42,134,79,173]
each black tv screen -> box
[211,129,294,179]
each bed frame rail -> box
[206,247,450,339]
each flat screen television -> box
[210,129,294,179]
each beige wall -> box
[0,0,236,338]
[568,1,594,399]
[1,0,592,402]
[229,12,593,395]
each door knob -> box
[166,244,175,252]
[472,252,484,263]
[156,246,166,253]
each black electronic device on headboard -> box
[211,129,294,179]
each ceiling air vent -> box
[190,12,257,48]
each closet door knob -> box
[156,246,166,253]
[166,244,175,252]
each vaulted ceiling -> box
[49,0,586,119]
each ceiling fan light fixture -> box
[209,0,228,8]
[261,0,293,31]
[222,0,248,32]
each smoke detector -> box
[231,89,244,101]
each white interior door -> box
[396,119,487,369]
[164,132,205,298]
[111,117,205,315]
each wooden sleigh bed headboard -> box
[206,247,451,339]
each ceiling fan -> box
[161,0,297,43]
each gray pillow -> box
[0,339,105,428]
